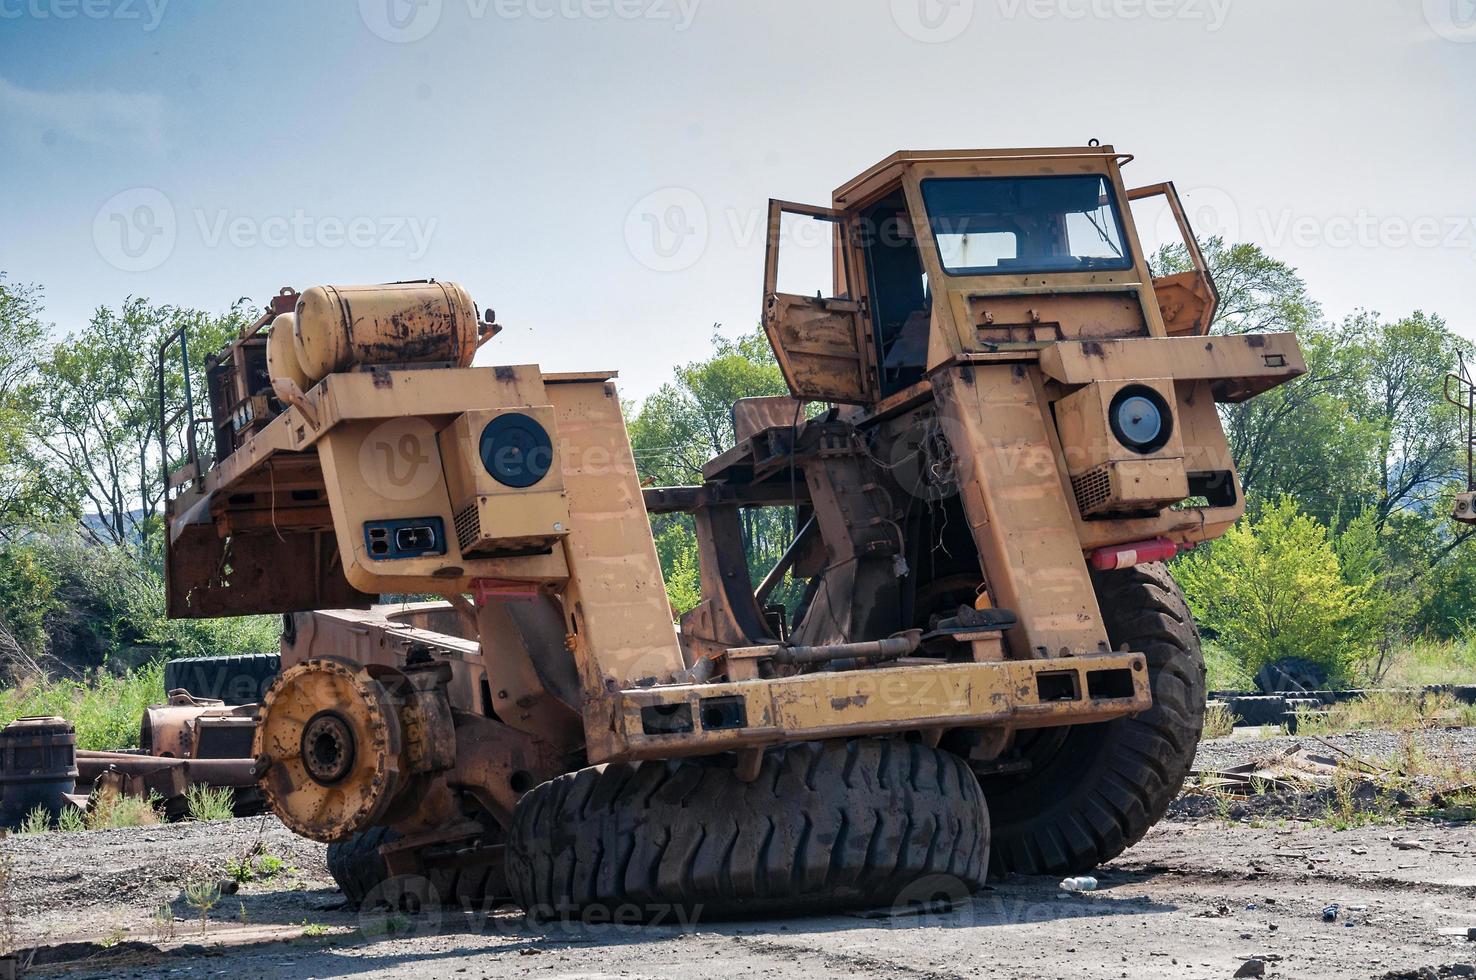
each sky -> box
[1,0,1473,400]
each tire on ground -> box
[980,561,1205,878]
[164,653,280,705]
[1253,656,1329,695]
[505,738,990,920]
[327,826,510,911]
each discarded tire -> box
[506,738,990,920]
[980,562,1204,878]
[164,653,280,705]
[327,825,510,911]
[1254,657,1329,694]
[1228,695,1288,727]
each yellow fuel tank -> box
[266,312,312,392]
[293,281,480,382]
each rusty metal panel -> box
[935,364,1110,658]
[546,379,685,698]
[165,521,373,619]
[601,652,1150,763]
[1038,334,1306,401]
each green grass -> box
[225,848,292,884]
[1295,690,1476,735]
[0,660,164,750]
[184,784,234,823]
[16,805,51,835]
[1204,641,1255,691]
[1203,701,1235,739]
[1378,636,1476,688]
[85,791,162,829]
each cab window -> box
[921,175,1132,276]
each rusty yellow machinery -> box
[160,145,1304,918]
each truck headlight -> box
[479,413,553,487]
[1108,385,1173,454]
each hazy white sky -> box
[1,0,1473,398]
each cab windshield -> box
[921,174,1132,276]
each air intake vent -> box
[1072,464,1113,515]
[454,503,481,553]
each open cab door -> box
[762,200,876,405]
[1128,182,1220,336]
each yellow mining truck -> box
[160,145,1304,917]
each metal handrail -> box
[157,326,200,498]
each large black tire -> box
[981,562,1204,878]
[506,738,989,920]
[327,826,509,911]
[164,653,280,705]
[1253,656,1329,694]
[326,827,399,907]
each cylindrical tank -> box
[292,281,480,383]
[266,312,312,392]
[0,716,79,829]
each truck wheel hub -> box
[301,712,356,785]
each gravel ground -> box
[1190,727,1476,775]
[1,729,1472,980]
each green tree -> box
[1176,497,1376,680]
[1350,310,1470,523]
[30,298,248,546]
[628,326,800,611]
[0,274,49,536]
[1152,238,1380,521]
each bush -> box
[185,784,234,822]
[0,660,164,750]
[0,530,279,676]
[1176,497,1377,683]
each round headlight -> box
[478,413,553,487]
[1108,386,1172,454]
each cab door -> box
[1127,182,1221,336]
[762,200,877,405]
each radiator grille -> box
[1072,464,1113,515]
[454,503,481,553]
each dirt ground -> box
[4,730,1474,980]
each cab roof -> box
[833,145,1130,205]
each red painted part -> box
[1087,537,1179,572]
[471,578,540,604]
